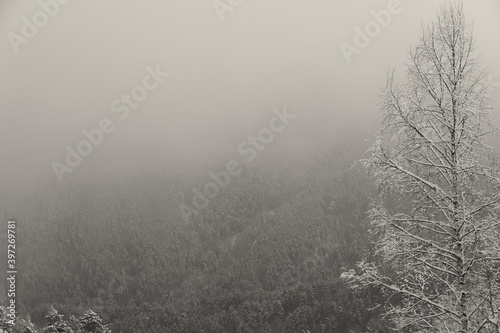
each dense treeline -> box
[0,306,110,333]
[12,142,393,332]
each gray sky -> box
[1,0,499,198]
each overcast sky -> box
[1,0,499,200]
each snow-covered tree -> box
[43,307,71,333]
[342,3,500,332]
[79,310,110,333]
[20,316,37,333]
[0,306,13,333]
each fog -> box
[2,2,500,331]
[1,0,499,209]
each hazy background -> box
[1,0,499,209]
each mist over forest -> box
[1,0,500,332]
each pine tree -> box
[0,306,13,333]
[43,307,71,333]
[20,316,37,333]
[79,310,110,333]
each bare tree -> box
[342,3,500,332]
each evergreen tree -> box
[79,310,110,333]
[43,307,71,333]
[20,316,37,333]
[0,306,13,333]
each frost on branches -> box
[342,3,500,333]
[43,307,71,333]
[79,310,111,333]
